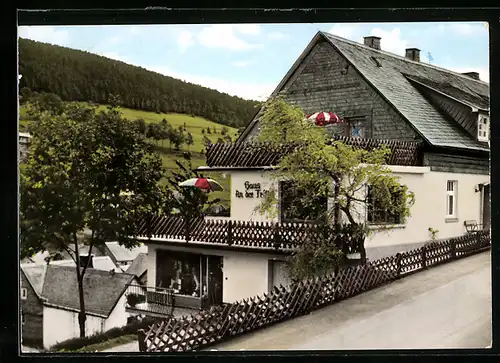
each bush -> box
[49,316,163,352]
[126,293,146,307]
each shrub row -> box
[49,316,164,352]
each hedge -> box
[49,316,165,352]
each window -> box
[477,115,490,142]
[446,181,458,218]
[367,186,403,225]
[20,288,27,300]
[279,181,328,223]
[156,250,203,298]
[344,117,366,138]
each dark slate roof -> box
[240,31,489,153]
[126,253,148,278]
[21,264,135,317]
[321,32,489,151]
[205,136,423,168]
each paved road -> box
[102,252,491,352]
[211,251,492,351]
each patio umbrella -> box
[179,177,224,192]
[306,111,343,127]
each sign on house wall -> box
[235,181,271,199]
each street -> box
[99,251,491,352]
[209,251,492,351]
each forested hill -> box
[18,38,261,129]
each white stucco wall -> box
[42,307,105,349]
[365,169,488,255]
[229,170,278,222]
[42,293,130,349]
[104,293,129,331]
[225,167,489,256]
[146,243,287,303]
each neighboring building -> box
[103,242,147,271]
[20,264,137,349]
[124,31,490,317]
[19,132,31,162]
[126,253,148,285]
[42,256,121,273]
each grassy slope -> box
[19,103,234,206]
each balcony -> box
[125,284,175,317]
[125,284,208,317]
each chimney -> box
[405,48,421,62]
[363,36,381,50]
[462,72,480,81]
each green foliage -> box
[255,98,416,277]
[20,102,165,336]
[49,317,160,352]
[18,38,259,128]
[163,155,220,240]
[428,227,439,241]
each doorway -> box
[207,255,223,306]
[482,183,491,229]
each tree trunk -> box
[343,207,367,265]
[77,278,87,338]
[73,237,87,338]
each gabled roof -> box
[46,256,121,272]
[20,264,135,318]
[21,264,47,298]
[105,242,147,262]
[239,31,489,153]
[126,253,148,278]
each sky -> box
[18,22,489,101]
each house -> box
[44,256,121,273]
[20,263,137,349]
[125,31,490,317]
[235,31,490,258]
[19,132,31,162]
[103,242,147,271]
[126,253,148,285]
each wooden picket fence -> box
[137,229,490,352]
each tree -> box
[20,103,165,338]
[202,128,205,135]
[186,132,194,151]
[255,98,415,281]
[217,137,224,144]
[135,118,147,137]
[206,127,212,134]
[32,92,65,115]
[19,87,33,104]
[170,129,185,151]
[164,156,220,241]
[221,126,228,136]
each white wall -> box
[226,167,489,258]
[364,167,489,250]
[42,293,129,349]
[229,171,278,222]
[104,293,129,331]
[146,243,286,303]
[42,307,105,349]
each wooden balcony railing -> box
[135,215,342,250]
[125,284,175,316]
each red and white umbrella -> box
[306,112,343,126]
[179,177,224,192]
